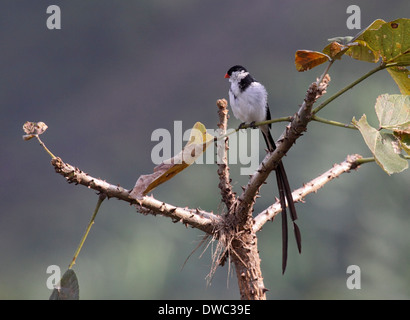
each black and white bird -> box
[225,65,301,274]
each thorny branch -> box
[216,99,236,212]
[45,74,370,300]
[253,154,363,232]
[51,157,222,235]
[233,75,330,227]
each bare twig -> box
[69,193,106,269]
[312,64,385,114]
[216,99,236,212]
[311,114,357,129]
[253,154,363,232]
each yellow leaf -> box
[386,66,410,95]
[130,122,214,199]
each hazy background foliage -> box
[1,0,409,299]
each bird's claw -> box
[237,121,257,130]
[237,122,246,130]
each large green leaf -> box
[345,19,386,63]
[345,39,380,63]
[375,94,410,133]
[352,114,408,174]
[347,18,410,64]
[386,66,410,94]
[351,19,387,42]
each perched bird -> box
[225,65,301,273]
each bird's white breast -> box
[229,81,268,124]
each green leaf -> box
[375,94,410,133]
[371,19,410,64]
[352,114,408,174]
[386,66,410,95]
[351,19,387,41]
[345,39,380,63]
[345,19,386,63]
[346,19,410,64]
[49,269,79,300]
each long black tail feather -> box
[261,127,302,274]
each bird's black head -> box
[225,65,247,78]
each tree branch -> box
[217,75,330,300]
[234,75,331,227]
[253,154,363,232]
[51,157,222,234]
[216,99,236,212]
[311,114,357,129]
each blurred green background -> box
[1,0,409,299]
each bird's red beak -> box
[224,73,230,79]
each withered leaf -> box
[22,121,48,140]
[295,50,330,72]
[130,122,214,199]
